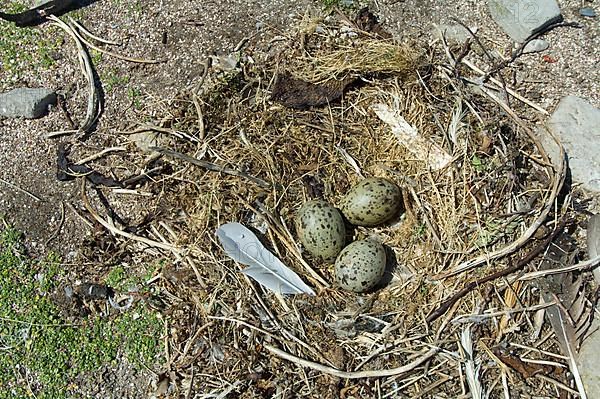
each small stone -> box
[523,38,550,53]
[0,87,57,119]
[580,7,597,17]
[432,24,476,45]
[212,53,239,71]
[543,96,600,192]
[130,131,159,153]
[488,0,562,42]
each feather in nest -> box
[537,233,594,398]
[586,214,600,283]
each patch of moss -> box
[103,70,130,93]
[321,0,363,11]
[0,225,164,398]
[0,2,61,78]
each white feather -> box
[216,222,315,295]
[461,325,486,399]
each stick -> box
[461,59,549,115]
[75,147,126,165]
[517,255,600,281]
[0,177,42,201]
[265,344,439,379]
[67,17,121,46]
[436,98,566,279]
[427,218,567,323]
[151,146,271,189]
[68,19,161,64]
[80,179,180,253]
[48,15,100,134]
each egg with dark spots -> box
[334,239,386,293]
[340,177,402,227]
[296,200,346,262]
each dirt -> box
[1,0,599,397]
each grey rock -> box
[523,38,550,53]
[580,7,597,17]
[488,0,562,42]
[579,318,600,398]
[546,96,600,192]
[0,88,57,119]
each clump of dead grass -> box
[295,39,422,83]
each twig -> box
[124,123,201,143]
[0,177,42,202]
[192,94,205,140]
[536,374,580,396]
[80,179,181,253]
[517,254,600,282]
[151,146,271,189]
[68,18,160,63]
[481,21,582,81]
[461,59,548,115]
[44,129,79,139]
[451,18,511,107]
[427,217,567,323]
[48,15,100,134]
[265,344,439,379]
[436,97,566,278]
[451,302,555,324]
[75,147,126,165]
[67,17,121,46]
[65,201,94,229]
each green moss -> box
[0,225,164,397]
[321,0,362,10]
[103,71,130,93]
[0,2,58,78]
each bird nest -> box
[87,10,597,398]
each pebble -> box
[523,38,549,53]
[0,87,57,119]
[579,7,597,17]
[432,24,475,45]
[488,0,562,42]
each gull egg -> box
[335,239,386,293]
[296,200,346,262]
[340,177,402,227]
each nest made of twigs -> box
[82,11,586,398]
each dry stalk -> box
[0,177,42,201]
[75,147,126,165]
[80,179,180,253]
[68,17,160,63]
[265,344,439,379]
[48,15,100,135]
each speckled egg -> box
[334,239,386,293]
[340,178,402,227]
[296,200,346,261]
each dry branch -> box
[265,344,439,379]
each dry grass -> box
[75,11,595,398]
[294,39,422,83]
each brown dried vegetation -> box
[74,10,597,398]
